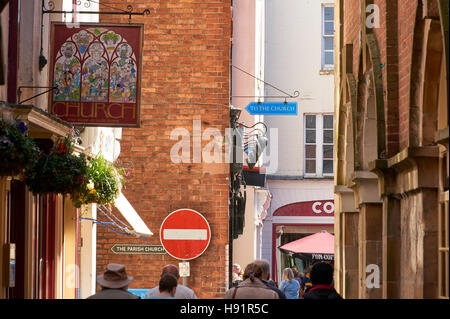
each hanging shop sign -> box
[49,22,143,127]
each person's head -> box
[282,268,294,282]
[232,264,241,275]
[305,265,313,274]
[159,273,178,297]
[291,266,299,277]
[161,264,180,279]
[254,260,271,280]
[310,262,334,285]
[299,272,305,279]
[242,262,264,282]
[96,263,133,291]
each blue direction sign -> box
[128,288,150,298]
[245,102,298,115]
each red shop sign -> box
[49,22,143,127]
[273,200,335,217]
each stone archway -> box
[335,15,388,301]
[409,9,444,147]
[334,42,360,298]
[352,34,385,299]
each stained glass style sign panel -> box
[49,23,143,127]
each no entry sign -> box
[160,209,211,260]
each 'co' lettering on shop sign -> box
[312,201,335,214]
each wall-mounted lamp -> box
[246,134,268,169]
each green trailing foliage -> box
[72,154,125,208]
[24,135,88,197]
[3,123,126,208]
[0,118,39,177]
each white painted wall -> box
[231,0,256,125]
[264,0,335,176]
[267,179,334,213]
[79,204,97,299]
[231,0,266,271]
[260,0,335,274]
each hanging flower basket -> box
[0,118,39,177]
[72,154,125,208]
[24,135,88,196]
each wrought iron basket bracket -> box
[38,0,150,71]
[42,0,151,24]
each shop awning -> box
[114,193,153,237]
[279,231,334,261]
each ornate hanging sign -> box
[49,22,143,127]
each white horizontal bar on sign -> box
[163,229,207,240]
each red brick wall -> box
[96,1,231,299]
[342,0,420,155]
[374,0,400,157]
[398,0,418,149]
[343,0,361,77]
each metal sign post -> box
[160,209,210,288]
[179,260,190,286]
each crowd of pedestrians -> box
[87,260,342,300]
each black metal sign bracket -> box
[42,0,151,24]
[17,86,58,105]
[38,0,150,71]
[230,65,301,103]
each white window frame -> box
[303,113,334,177]
[321,5,335,70]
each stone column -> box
[385,146,439,298]
[350,170,383,299]
[335,185,360,299]
[370,160,402,299]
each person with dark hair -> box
[291,266,302,285]
[298,272,306,298]
[145,264,197,299]
[224,262,279,299]
[303,262,342,300]
[303,265,313,293]
[146,274,178,299]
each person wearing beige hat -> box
[87,263,140,299]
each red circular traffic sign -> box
[160,208,211,260]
